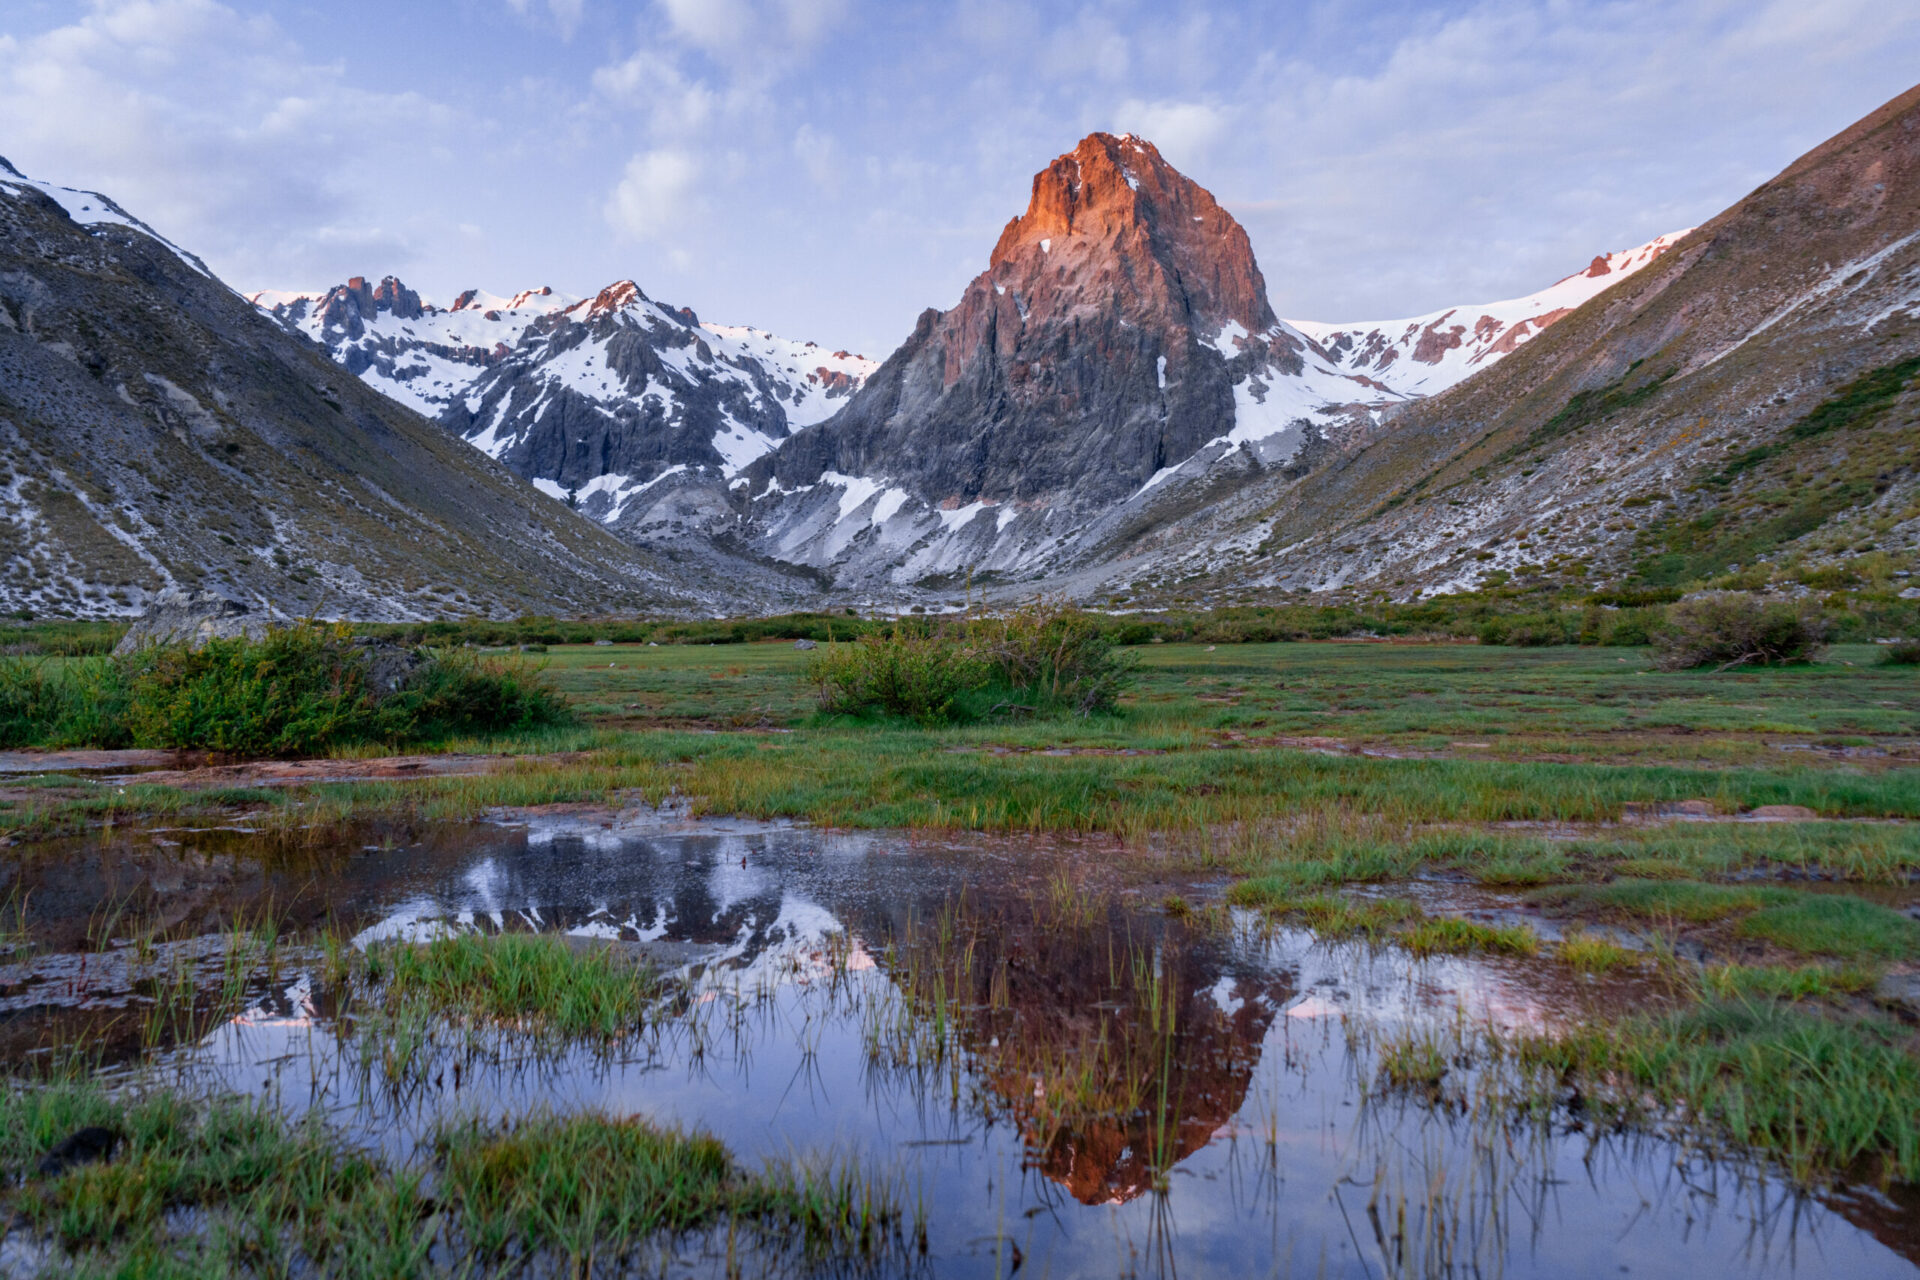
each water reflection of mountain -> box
[20,814,1920,1267]
[841,893,1294,1206]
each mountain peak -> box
[988,132,1275,334]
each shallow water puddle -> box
[6,812,1920,1277]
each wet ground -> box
[4,810,1920,1276]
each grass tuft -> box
[1518,1001,1920,1181]
[366,933,660,1040]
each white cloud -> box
[506,0,585,39]
[1111,100,1230,167]
[1043,9,1129,82]
[793,124,839,189]
[591,47,720,137]
[656,0,849,72]
[604,148,701,240]
[0,0,462,290]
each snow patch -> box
[0,164,211,277]
[1209,321,1249,357]
[936,501,994,531]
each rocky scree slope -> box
[1116,83,1920,604]
[0,160,690,620]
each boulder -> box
[113,589,269,656]
[352,636,427,694]
[793,638,818,650]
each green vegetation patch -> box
[1532,880,1920,961]
[1510,360,1675,459]
[0,1080,905,1276]
[1226,886,1537,957]
[1738,894,1920,961]
[1532,879,1793,922]
[435,1112,733,1260]
[1517,1001,1920,1181]
[1701,963,1879,1002]
[365,933,660,1040]
[1557,929,1639,974]
[808,602,1135,724]
[0,625,570,755]
[1631,356,1920,587]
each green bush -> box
[122,627,389,754]
[1652,592,1828,672]
[0,657,129,749]
[808,625,987,724]
[384,647,572,739]
[807,602,1135,724]
[1882,640,1920,666]
[974,599,1135,714]
[2,626,569,755]
[0,620,125,656]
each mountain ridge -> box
[0,160,696,620]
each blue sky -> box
[3,0,1917,356]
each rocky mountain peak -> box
[987,132,1276,335]
[583,279,648,318]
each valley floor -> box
[5,640,1920,1274]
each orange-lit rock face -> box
[753,132,1296,510]
[866,891,1290,1206]
[935,133,1278,395]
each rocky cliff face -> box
[738,133,1387,594]
[0,160,690,620]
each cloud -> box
[0,0,462,289]
[591,47,720,137]
[793,124,839,189]
[604,148,702,240]
[655,0,848,73]
[506,0,585,40]
[1111,100,1230,167]
[1043,9,1129,82]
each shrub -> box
[383,647,571,739]
[807,625,988,725]
[1652,592,1827,671]
[4,626,571,755]
[121,626,391,754]
[1882,640,1920,666]
[806,601,1135,723]
[973,599,1136,714]
[0,659,70,748]
[0,657,129,748]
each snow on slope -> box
[255,277,877,529]
[1289,232,1690,398]
[0,157,213,277]
[252,279,583,417]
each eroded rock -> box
[112,589,268,655]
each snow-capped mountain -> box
[1290,233,1690,400]
[250,139,1706,604]
[0,158,687,621]
[731,132,1406,592]
[254,276,876,534]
